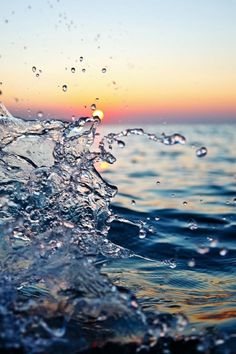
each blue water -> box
[100,124,236,334]
[0,112,236,353]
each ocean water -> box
[100,124,236,332]
[0,104,236,353]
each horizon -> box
[0,0,236,124]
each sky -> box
[0,0,236,124]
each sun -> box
[92,109,104,120]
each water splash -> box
[0,103,229,353]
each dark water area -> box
[0,104,236,353]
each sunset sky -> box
[0,0,235,123]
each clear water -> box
[0,104,236,353]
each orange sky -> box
[0,0,236,123]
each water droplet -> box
[209,239,218,248]
[62,84,67,92]
[196,146,207,158]
[71,67,75,73]
[0,90,2,95]
[32,66,36,72]
[156,180,160,185]
[188,259,195,267]
[36,73,39,77]
[37,111,43,118]
[82,68,86,73]
[80,56,83,62]
[101,68,107,73]
[154,216,160,221]
[90,103,96,111]
[183,201,188,206]
[197,246,209,255]
[131,199,136,205]
[188,220,198,230]
[219,248,228,256]
[162,133,186,145]
[139,229,146,239]
[162,259,176,269]
[117,140,125,148]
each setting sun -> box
[92,109,104,120]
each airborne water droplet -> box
[37,111,43,118]
[131,199,136,205]
[219,248,228,256]
[82,68,86,73]
[101,68,107,73]
[90,104,96,111]
[183,201,188,206]
[32,66,36,72]
[188,259,195,267]
[117,140,125,148]
[196,146,207,158]
[80,56,83,62]
[197,246,209,255]
[62,84,67,92]
[71,67,76,73]
[139,229,146,239]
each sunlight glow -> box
[92,109,104,120]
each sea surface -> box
[100,123,236,333]
[0,108,236,353]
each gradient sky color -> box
[0,0,236,123]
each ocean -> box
[0,107,235,353]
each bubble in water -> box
[219,248,228,256]
[62,84,67,92]
[37,111,43,118]
[196,146,207,158]
[91,103,96,111]
[101,68,107,73]
[80,56,83,62]
[71,67,76,73]
[188,259,196,267]
[32,66,36,72]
